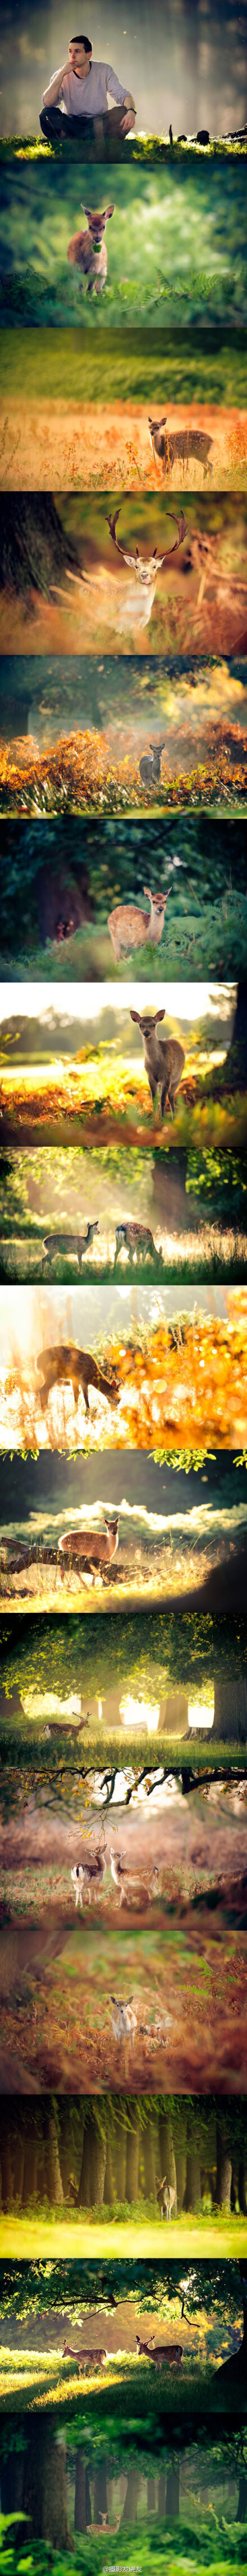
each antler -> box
[106,508,138,570]
[158,510,188,567]
[106,507,187,571]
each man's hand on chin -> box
[120,106,136,133]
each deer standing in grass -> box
[35,1342,119,1415]
[109,1848,159,1907]
[136,2333,183,2368]
[110,1996,138,2044]
[149,412,214,482]
[113,1220,155,1266]
[139,740,166,794]
[67,203,115,292]
[42,1220,99,1275]
[108,884,171,962]
[106,506,187,634]
[130,1006,185,1119]
[58,1516,120,1583]
[157,2175,176,2220]
[62,2338,108,2372]
[71,1851,107,1906]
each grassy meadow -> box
[0,164,246,328]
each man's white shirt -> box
[43,60,126,114]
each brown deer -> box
[130,1006,185,1118]
[58,1516,119,1582]
[110,1996,138,2043]
[106,505,187,634]
[149,412,214,482]
[136,2333,182,2369]
[108,885,171,962]
[35,1343,119,1415]
[67,203,115,293]
[109,1848,159,1907]
[71,1852,107,1907]
[113,1220,155,1266]
[139,741,166,794]
[42,1221,99,1275]
[62,2338,108,2371]
[157,2174,176,2220]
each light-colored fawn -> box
[62,2338,107,2370]
[108,884,171,961]
[149,413,213,480]
[58,1517,119,1581]
[67,203,115,292]
[130,1006,185,1118]
[156,2174,176,2220]
[42,1221,99,1275]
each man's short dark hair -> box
[70,34,92,49]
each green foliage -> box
[1,323,247,406]
[0,164,246,329]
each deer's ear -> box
[81,204,92,216]
[130,1008,140,1024]
[155,1008,165,1022]
[106,203,115,216]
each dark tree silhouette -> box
[0,497,81,601]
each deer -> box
[110,1996,138,2044]
[139,741,166,794]
[136,2333,183,2370]
[148,412,214,482]
[62,2338,108,2372]
[157,2174,176,2220]
[130,1006,185,1119]
[109,1848,159,1907]
[67,203,115,293]
[106,506,187,634]
[113,1220,155,1267]
[71,1851,107,1907]
[107,885,171,962]
[41,1221,99,1276]
[58,1516,119,1583]
[35,1342,119,1416]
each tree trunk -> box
[113,2119,127,2199]
[122,2468,140,2523]
[142,2117,157,2198]
[0,2114,12,2210]
[185,2148,202,2212]
[216,2125,232,2210]
[24,2429,71,2548]
[150,1152,188,1233]
[158,2472,167,2515]
[77,2113,106,2207]
[239,2158,247,2216]
[125,2118,140,2203]
[160,1691,189,1737]
[74,2453,89,2533]
[166,2460,180,2517]
[159,2115,177,2215]
[237,2471,247,2518]
[213,1677,247,1742]
[44,2114,63,2205]
[0,496,80,602]
[173,2112,187,2212]
[22,2139,39,2203]
[147,2478,156,2512]
[94,2467,108,2521]
[226,983,247,1091]
[103,2135,115,2204]
[1,2452,24,2515]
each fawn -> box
[71,1852,107,1907]
[114,1220,155,1266]
[35,1343,119,1415]
[157,2174,176,2220]
[136,2333,182,2369]
[139,741,166,793]
[109,1848,158,1906]
[58,1516,119,1582]
[62,2338,107,2371]
[130,1006,185,1118]
[110,1996,138,2043]
[149,413,213,481]
[108,884,171,961]
[67,203,115,292]
[42,1221,99,1276]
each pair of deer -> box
[71,1848,160,1907]
[41,1215,157,1272]
[67,207,214,482]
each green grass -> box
[1,323,247,404]
[2,2523,247,2576]
[1,163,246,329]
[1,2212,247,2262]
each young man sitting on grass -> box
[40,30,136,146]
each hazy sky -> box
[0,980,234,1025]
